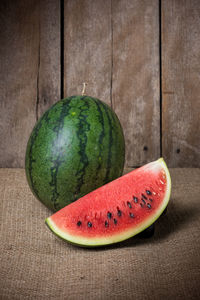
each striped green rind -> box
[25,95,125,211]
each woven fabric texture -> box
[0,168,200,300]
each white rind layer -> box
[45,158,171,247]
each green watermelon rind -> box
[25,95,125,211]
[45,158,171,247]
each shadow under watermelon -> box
[114,199,199,249]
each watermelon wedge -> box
[45,158,171,247]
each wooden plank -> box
[112,0,160,167]
[37,0,60,118]
[0,0,39,168]
[162,0,200,167]
[64,0,112,104]
[0,0,60,167]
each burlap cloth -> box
[0,168,200,300]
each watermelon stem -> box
[82,82,87,96]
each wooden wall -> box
[0,0,199,168]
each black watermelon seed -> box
[147,203,152,209]
[107,212,112,219]
[87,222,92,228]
[133,196,138,203]
[114,219,117,224]
[127,201,132,208]
[146,190,152,195]
[141,199,146,204]
[130,213,134,218]
[140,203,144,208]
[105,220,109,227]
[149,198,153,202]
[117,210,122,217]
[141,193,147,200]
[77,221,82,226]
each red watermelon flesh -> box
[45,158,171,247]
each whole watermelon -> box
[25,95,125,211]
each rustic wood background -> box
[0,0,199,168]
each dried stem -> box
[81,82,87,96]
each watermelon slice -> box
[45,158,171,247]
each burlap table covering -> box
[0,168,200,299]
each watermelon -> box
[25,95,125,211]
[45,158,171,247]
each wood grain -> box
[0,0,60,167]
[0,0,39,168]
[1,0,199,168]
[37,0,60,118]
[162,0,200,167]
[112,0,160,167]
[64,0,112,105]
